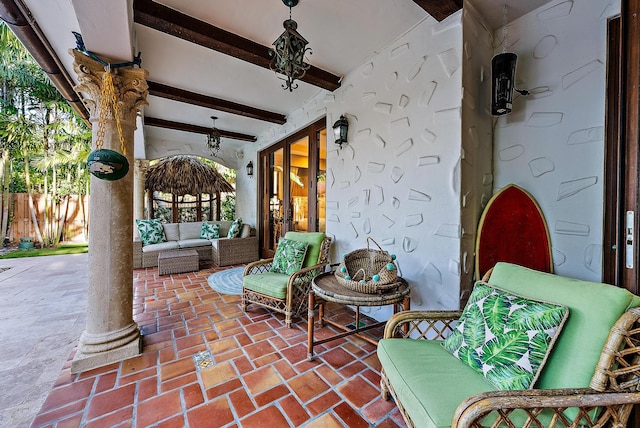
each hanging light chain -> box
[95,67,127,155]
[502,4,508,54]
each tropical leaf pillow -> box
[135,219,167,245]
[442,281,569,390]
[201,222,219,239]
[227,218,243,238]
[269,238,309,275]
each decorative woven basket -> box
[334,237,400,294]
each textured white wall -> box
[493,0,620,281]
[252,14,466,318]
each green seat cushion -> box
[488,262,640,389]
[283,232,325,268]
[442,282,569,390]
[378,339,496,428]
[243,272,290,299]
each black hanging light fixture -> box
[269,0,312,92]
[207,116,222,155]
[491,4,528,116]
[332,115,349,149]
[246,161,254,177]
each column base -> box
[71,323,142,374]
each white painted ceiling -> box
[18,0,551,169]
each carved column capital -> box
[70,49,149,124]
[134,159,150,177]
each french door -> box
[259,118,326,258]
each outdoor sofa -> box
[378,262,640,427]
[133,220,258,268]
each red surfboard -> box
[475,184,553,280]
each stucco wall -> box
[492,0,620,281]
[251,14,465,317]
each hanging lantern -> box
[491,52,518,116]
[88,149,129,181]
[332,115,349,148]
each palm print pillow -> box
[269,238,309,275]
[135,219,167,245]
[442,281,569,390]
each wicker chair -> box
[242,232,331,328]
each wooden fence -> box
[5,193,89,245]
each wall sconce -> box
[246,161,254,177]
[491,53,528,116]
[332,115,349,149]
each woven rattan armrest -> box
[243,258,274,276]
[383,310,463,340]
[452,388,640,427]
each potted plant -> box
[317,173,326,195]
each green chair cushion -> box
[487,262,640,390]
[283,232,325,268]
[442,281,569,390]
[243,272,290,299]
[378,339,496,428]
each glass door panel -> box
[317,129,326,233]
[267,148,284,253]
[289,137,309,232]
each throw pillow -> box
[269,238,309,275]
[227,218,243,238]
[135,219,167,245]
[201,222,220,239]
[442,281,569,390]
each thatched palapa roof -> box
[145,155,234,195]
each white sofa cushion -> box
[178,238,212,248]
[163,223,180,241]
[179,222,203,240]
[142,241,180,252]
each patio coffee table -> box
[307,271,410,360]
[158,249,199,275]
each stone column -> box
[134,159,149,228]
[70,50,148,373]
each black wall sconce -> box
[246,161,254,177]
[491,53,529,116]
[332,115,349,148]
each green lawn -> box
[0,243,88,259]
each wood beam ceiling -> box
[133,0,341,92]
[147,81,286,125]
[144,117,257,142]
[412,0,462,21]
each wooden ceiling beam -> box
[147,81,286,125]
[412,0,462,21]
[144,117,257,142]
[133,0,341,92]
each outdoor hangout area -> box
[3,0,640,427]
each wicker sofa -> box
[378,262,640,428]
[133,220,258,268]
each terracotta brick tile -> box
[253,352,281,368]
[119,367,157,386]
[77,362,119,380]
[137,377,158,402]
[94,372,118,394]
[293,359,317,373]
[214,348,243,362]
[229,389,255,419]
[339,361,367,378]
[82,406,133,428]
[204,330,220,342]
[144,329,173,346]
[315,365,343,386]
[205,378,243,400]
[269,336,288,350]
[160,357,194,382]
[57,412,84,428]
[86,384,136,421]
[40,378,95,413]
[219,327,245,338]
[337,376,379,408]
[322,347,355,369]
[161,373,198,393]
[158,314,183,327]
[176,334,204,351]
[209,337,238,355]
[240,405,289,428]
[281,343,307,364]
[254,384,290,407]
[53,368,75,388]
[244,321,271,336]
[200,361,236,389]
[243,366,281,395]
[172,327,187,338]
[274,360,297,380]
[187,397,235,427]
[232,355,254,375]
[279,394,310,426]
[177,344,207,359]
[31,399,87,427]
[275,326,306,340]
[307,391,340,416]
[361,368,381,386]
[244,340,277,362]
[159,347,176,364]
[136,390,183,427]
[304,412,343,428]
[362,396,399,423]
[288,371,330,403]
[182,383,204,409]
[334,402,370,428]
[154,414,186,428]
[121,352,157,376]
[390,408,409,427]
